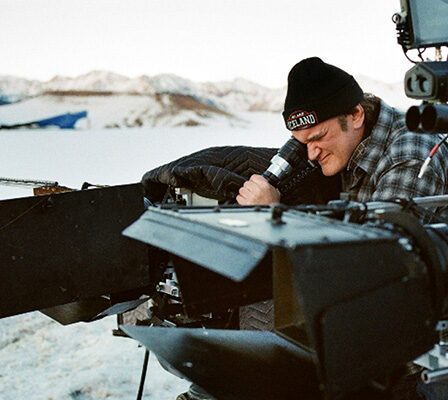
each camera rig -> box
[2,184,448,399]
[114,196,448,400]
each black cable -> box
[403,47,417,64]
[136,349,150,400]
[402,47,427,64]
[440,134,448,149]
[417,48,426,62]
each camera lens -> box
[406,106,421,131]
[421,105,437,131]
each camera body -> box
[394,0,448,132]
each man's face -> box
[292,115,363,176]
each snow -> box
[0,313,190,400]
[0,93,246,129]
[0,70,415,118]
[43,71,131,92]
[356,75,415,110]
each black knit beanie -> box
[282,57,363,131]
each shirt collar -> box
[345,100,401,175]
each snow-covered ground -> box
[0,313,190,400]
[0,111,287,400]
[0,111,286,200]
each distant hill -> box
[0,71,413,128]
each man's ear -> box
[352,104,365,130]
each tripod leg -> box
[136,349,150,400]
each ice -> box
[0,111,286,200]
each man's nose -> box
[307,142,321,161]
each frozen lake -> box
[0,112,286,200]
[0,112,284,400]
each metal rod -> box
[367,195,448,212]
[136,349,150,400]
[0,177,59,188]
[422,367,448,384]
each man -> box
[237,57,448,399]
[237,57,448,208]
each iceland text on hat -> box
[286,110,318,131]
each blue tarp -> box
[36,111,88,129]
[0,110,88,129]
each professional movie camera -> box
[119,195,448,400]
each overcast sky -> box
[0,0,414,87]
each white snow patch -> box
[0,313,190,400]
[0,111,286,200]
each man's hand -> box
[236,174,281,205]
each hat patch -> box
[286,110,318,131]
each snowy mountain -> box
[0,71,413,128]
[0,92,240,129]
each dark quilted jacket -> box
[141,145,341,205]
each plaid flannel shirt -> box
[341,101,448,203]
